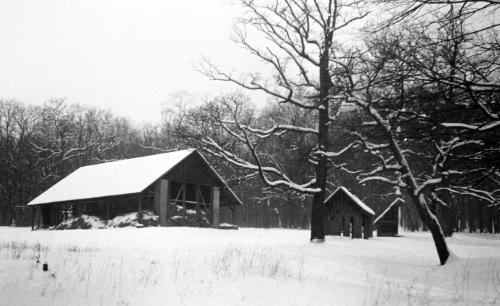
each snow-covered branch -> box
[200,137,320,194]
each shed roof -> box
[324,187,375,215]
[28,149,242,206]
[374,198,404,224]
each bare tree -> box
[377,0,500,37]
[199,0,368,241]
[337,7,499,263]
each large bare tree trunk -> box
[310,37,333,241]
[310,193,325,241]
[410,194,450,265]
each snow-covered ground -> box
[0,227,499,306]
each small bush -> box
[110,210,158,228]
[55,215,106,230]
[53,211,159,229]
[169,209,210,227]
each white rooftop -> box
[28,149,195,205]
[324,186,375,215]
[374,198,404,224]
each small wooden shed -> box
[27,149,242,228]
[323,187,375,239]
[374,198,403,237]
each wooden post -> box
[159,179,169,226]
[182,183,186,216]
[106,202,110,221]
[195,185,200,211]
[154,182,160,215]
[212,186,220,227]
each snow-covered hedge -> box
[53,209,227,229]
[109,210,158,228]
[54,210,159,230]
[55,215,107,230]
[169,208,210,227]
[218,223,238,230]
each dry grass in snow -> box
[0,227,499,306]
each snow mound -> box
[54,211,159,230]
[109,210,158,228]
[55,215,107,230]
[169,209,210,227]
[218,223,238,230]
[175,205,197,215]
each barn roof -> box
[28,149,242,206]
[324,187,375,215]
[374,198,404,224]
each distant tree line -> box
[0,92,497,237]
[0,99,168,225]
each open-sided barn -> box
[323,187,375,239]
[27,149,242,228]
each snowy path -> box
[0,227,499,305]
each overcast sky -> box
[0,0,255,123]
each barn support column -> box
[154,183,160,215]
[182,183,186,217]
[156,179,169,226]
[212,186,220,227]
[195,185,200,213]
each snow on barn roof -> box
[28,149,242,206]
[324,187,375,215]
[374,198,404,224]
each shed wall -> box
[376,205,400,236]
[324,191,374,239]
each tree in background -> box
[337,1,499,264]
[199,0,368,241]
[0,99,178,225]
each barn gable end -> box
[323,187,374,239]
[375,198,403,237]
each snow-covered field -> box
[0,227,499,306]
